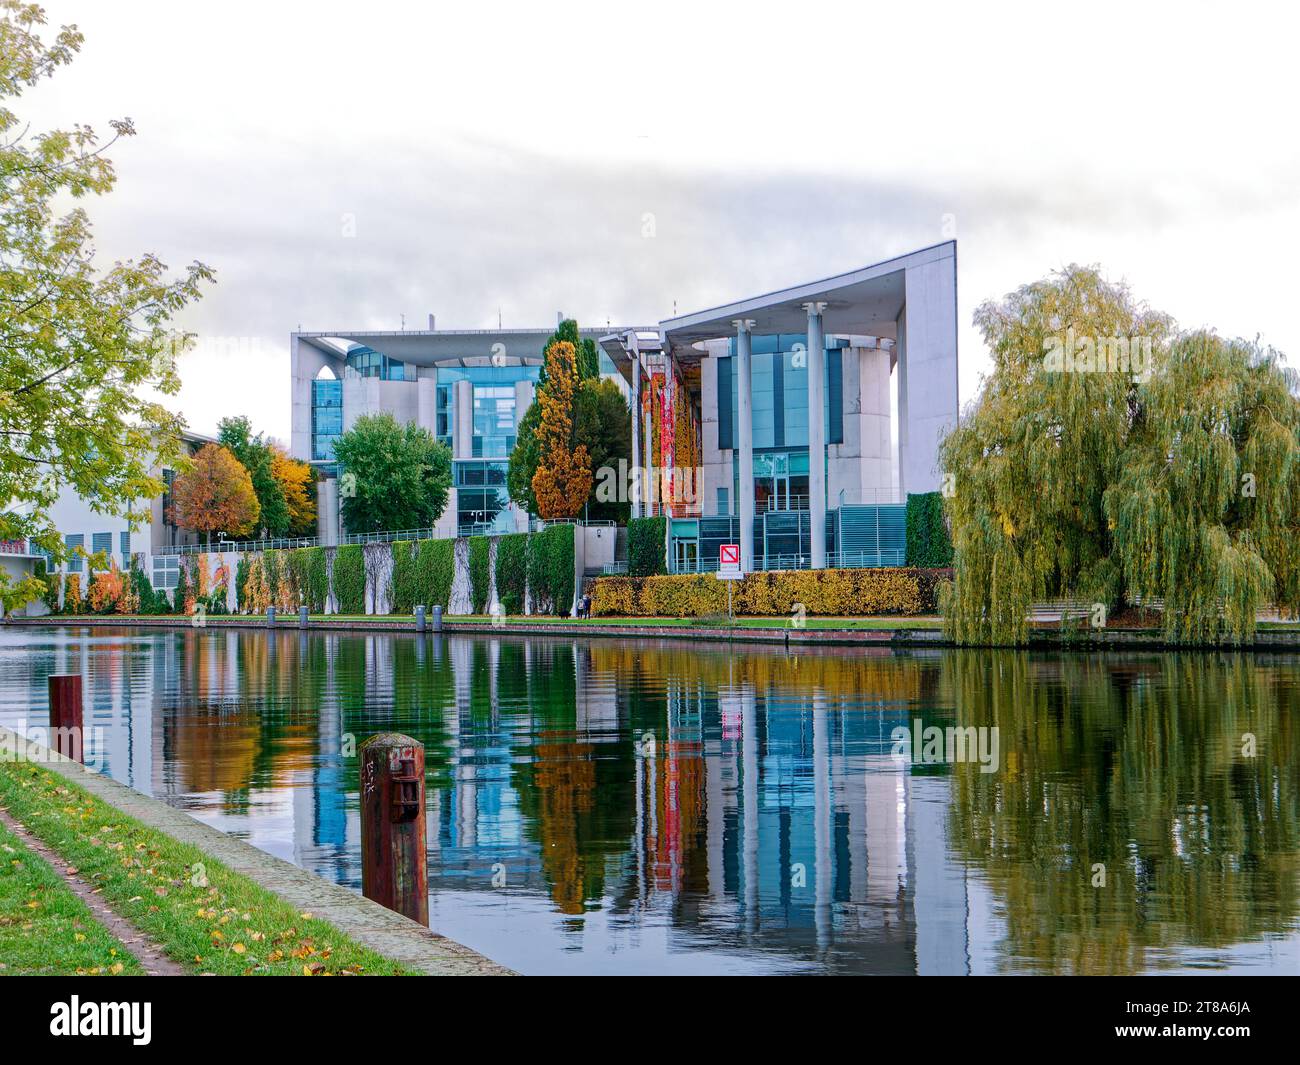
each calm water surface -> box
[1,626,1298,975]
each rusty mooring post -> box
[359,733,428,926]
[47,674,84,763]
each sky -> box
[24,0,1300,442]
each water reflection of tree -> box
[944,651,1300,973]
[509,642,638,915]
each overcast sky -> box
[26,0,1300,442]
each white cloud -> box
[25,0,1299,438]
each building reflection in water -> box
[2,626,1298,975]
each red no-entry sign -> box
[718,543,742,579]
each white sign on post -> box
[715,543,743,625]
[717,543,743,580]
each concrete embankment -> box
[0,725,513,976]
[9,614,1300,651]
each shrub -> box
[332,545,365,614]
[389,541,417,614]
[414,538,453,610]
[468,536,490,613]
[35,560,60,613]
[263,550,283,608]
[590,567,950,618]
[173,563,190,614]
[302,548,328,613]
[64,573,82,613]
[627,515,666,577]
[88,566,128,613]
[906,492,953,568]
[495,533,528,614]
[528,524,575,615]
[235,556,250,612]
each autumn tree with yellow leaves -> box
[531,340,593,520]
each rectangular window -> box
[717,487,729,517]
[151,555,180,591]
[65,534,84,573]
[311,377,343,461]
[92,532,112,562]
[717,358,733,450]
[120,530,131,565]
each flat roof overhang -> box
[660,241,955,366]
[294,327,635,368]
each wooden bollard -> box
[359,734,428,926]
[47,674,84,763]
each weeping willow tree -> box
[941,266,1172,644]
[1106,332,1300,642]
[942,264,1300,645]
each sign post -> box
[716,543,743,625]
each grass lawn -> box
[0,760,413,976]
[301,614,945,630]
[0,816,145,976]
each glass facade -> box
[472,386,516,458]
[454,461,512,534]
[344,347,406,380]
[311,377,343,461]
[718,334,844,450]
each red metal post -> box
[359,733,428,926]
[47,674,84,764]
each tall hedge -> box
[495,533,528,615]
[590,567,952,618]
[390,540,417,614]
[905,492,953,568]
[527,523,575,615]
[468,536,491,614]
[627,515,666,576]
[332,545,366,614]
[414,538,453,610]
[300,547,328,613]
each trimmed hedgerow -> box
[389,541,417,614]
[468,536,490,614]
[495,533,528,615]
[905,491,952,568]
[332,545,365,614]
[301,547,328,613]
[527,524,575,616]
[590,567,952,618]
[627,515,666,577]
[415,538,453,610]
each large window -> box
[344,347,405,380]
[65,534,83,573]
[152,555,180,591]
[718,334,844,450]
[454,461,512,534]
[472,386,516,458]
[312,376,343,461]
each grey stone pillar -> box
[804,302,827,568]
[733,319,756,572]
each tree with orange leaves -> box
[270,444,316,537]
[170,444,260,544]
[531,340,593,519]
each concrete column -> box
[733,319,755,572]
[630,347,641,519]
[804,302,827,568]
[416,373,437,437]
[454,379,473,459]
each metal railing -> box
[156,518,619,556]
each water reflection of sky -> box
[1,627,1298,976]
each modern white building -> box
[289,323,638,542]
[290,241,959,571]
